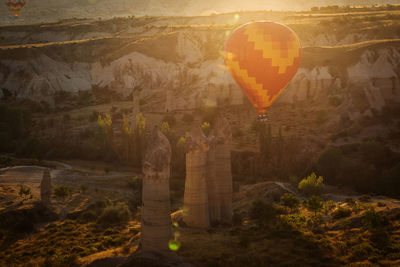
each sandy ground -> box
[0,161,138,216]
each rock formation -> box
[214,114,233,224]
[40,169,51,206]
[141,127,172,252]
[183,122,210,228]
[206,131,220,224]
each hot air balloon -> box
[224,21,302,120]
[4,0,26,17]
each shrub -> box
[304,195,323,216]
[98,202,131,225]
[162,114,176,127]
[201,122,211,137]
[280,193,300,212]
[54,185,71,199]
[298,173,324,196]
[44,251,78,267]
[284,214,307,229]
[362,207,389,229]
[332,207,352,219]
[19,185,31,197]
[161,121,171,136]
[316,147,343,182]
[322,200,336,215]
[351,243,373,260]
[249,200,277,227]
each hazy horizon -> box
[1,0,399,24]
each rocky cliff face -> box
[1,15,400,123]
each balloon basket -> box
[257,114,267,122]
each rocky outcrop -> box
[1,18,400,123]
[141,127,172,252]
[214,114,232,224]
[183,122,210,228]
[206,132,220,224]
[40,169,51,206]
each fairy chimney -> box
[183,122,210,228]
[141,127,172,252]
[214,114,233,224]
[206,131,221,224]
[40,169,51,206]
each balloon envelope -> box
[224,22,302,115]
[4,0,26,17]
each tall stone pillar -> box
[206,132,220,224]
[214,115,233,224]
[40,169,51,206]
[141,127,172,252]
[183,123,210,228]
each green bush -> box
[201,122,211,137]
[54,185,71,199]
[284,214,307,229]
[162,114,176,127]
[362,207,389,229]
[98,202,131,225]
[19,185,31,197]
[249,200,277,227]
[304,195,323,216]
[298,173,324,196]
[351,243,373,260]
[280,193,300,212]
[316,147,343,183]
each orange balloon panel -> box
[224,22,302,115]
[4,0,26,17]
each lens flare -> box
[168,239,181,251]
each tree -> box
[304,195,323,216]
[161,121,171,136]
[280,193,300,212]
[298,172,324,196]
[133,113,146,168]
[162,114,176,127]
[249,200,277,227]
[201,122,211,137]
[121,116,134,163]
[97,114,114,158]
[316,147,343,183]
[359,141,385,167]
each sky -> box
[1,0,399,24]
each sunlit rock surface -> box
[141,126,172,252]
[213,114,233,224]
[183,121,210,228]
